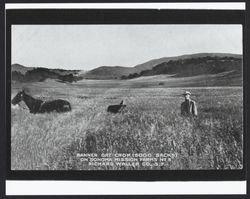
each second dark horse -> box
[107,100,126,114]
[12,90,71,113]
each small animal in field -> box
[107,100,126,114]
[11,90,71,114]
[85,134,97,153]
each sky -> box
[11,25,242,70]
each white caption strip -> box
[6,181,246,195]
[5,3,246,10]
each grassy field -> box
[11,76,243,170]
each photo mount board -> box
[3,2,248,184]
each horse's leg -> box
[39,103,47,113]
[38,106,43,113]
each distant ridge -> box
[11,64,81,83]
[133,53,242,73]
[82,53,242,79]
[11,63,34,74]
[82,66,134,80]
[136,55,242,78]
[11,53,242,85]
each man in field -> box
[181,91,198,117]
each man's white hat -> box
[183,91,191,96]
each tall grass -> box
[11,83,243,170]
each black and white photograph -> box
[10,24,244,171]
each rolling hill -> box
[82,53,242,80]
[11,53,243,86]
[11,64,82,83]
[11,63,34,74]
[133,53,242,73]
[137,55,242,77]
[81,66,134,80]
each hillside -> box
[133,53,242,73]
[11,63,34,74]
[136,55,242,78]
[11,53,243,86]
[82,66,135,80]
[83,53,242,80]
[11,64,82,83]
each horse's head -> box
[11,90,25,105]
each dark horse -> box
[11,90,71,113]
[107,100,126,114]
